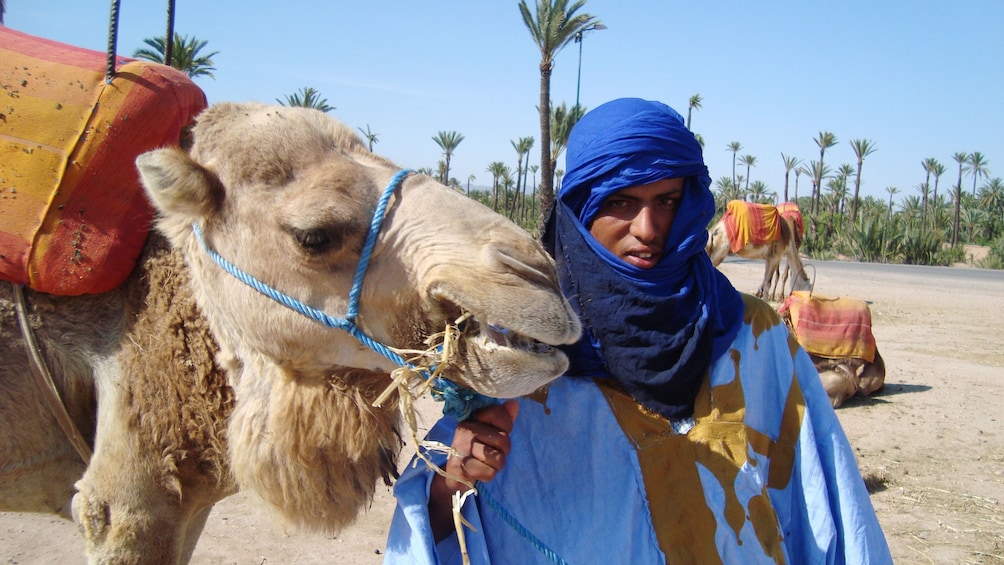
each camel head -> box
[136,102,580,400]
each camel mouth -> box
[457,315,556,356]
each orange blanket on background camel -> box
[721,200,782,253]
[776,201,804,240]
[0,26,206,295]
[778,291,877,362]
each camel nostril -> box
[489,246,555,288]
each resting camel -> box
[778,291,886,407]
[0,103,581,564]
[706,200,811,301]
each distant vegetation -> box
[127,0,999,269]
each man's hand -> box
[429,400,519,540]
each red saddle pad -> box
[0,26,206,295]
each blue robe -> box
[385,296,892,564]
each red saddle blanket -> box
[722,200,782,253]
[778,291,877,362]
[776,201,804,239]
[0,26,206,295]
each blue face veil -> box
[543,98,744,419]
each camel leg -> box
[857,349,886,397]
[815,360,859,408]
[780,263,791,299]
[179,504,215,564]
[70,361,222,565]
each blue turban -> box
[545,98,743,419]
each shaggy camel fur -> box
[1,103,581,564]
[706,204,811,301]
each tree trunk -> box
[537,64,554,233]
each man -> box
[385,98,891,564]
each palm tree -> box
[357,124,379,151]
[929,161,946,208]
[951,152,968,245]
[1,0,6,24]
[794,164,808,203]
[813,131,838,215]
[804,161,829,213]
[527,164,540,224]
[980,177,1004,240]
[278,87,335,113]
[727,142,742,188]
[848,139,876,223]
[832,164,855,215]
[511,136,535,216]
[487,161,507,211]
[739,154,757,192]
[748,180,771,204]
[432,131,465,185]
[781,153,801,203]
[133,33,219,79]
[884,186,899,221]
[466,174,476,196]
[519,0,601,228]
[968,152,990,196]
[917,182,931,230]
[686,93,702,130]
[714,177,742,210]
[549,102,585,177]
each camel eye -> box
[290,227,336,254]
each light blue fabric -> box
[384,302,893,564]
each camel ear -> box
[137,147,221,222]
[137,147,223,246]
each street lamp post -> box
[574,23,607,110]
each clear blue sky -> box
[8,1,1002,203]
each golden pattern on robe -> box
[597,296,804,564]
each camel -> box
[778,291,886,407]
[1,102,581,564]
[706,200,811,301]
[765,202,806,300]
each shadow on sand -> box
[839,382,932,408]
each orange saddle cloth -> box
[776,201,804,239]
[778,290,877,362]
[0,26,206,295]
[722,200,782,253]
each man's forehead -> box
[610,178,685,198]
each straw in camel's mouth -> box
[458,315,556,355]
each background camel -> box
[1,103,580,564]
[706,200,811,300]
[778,290,886,407]
[765,202,806,300]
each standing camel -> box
[706,200,811,300]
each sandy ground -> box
[3,258,1003,564]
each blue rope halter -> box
[191,169,494,419]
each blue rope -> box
[190,170,496,420]
[346,169,409,322]
[477,481,570,565]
